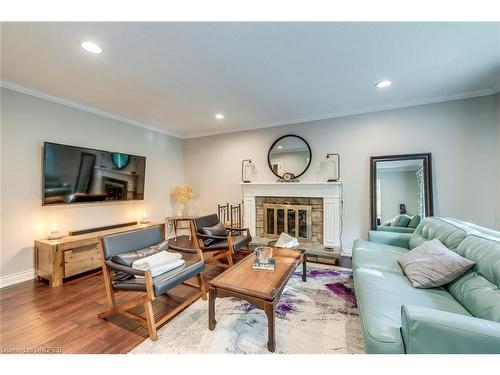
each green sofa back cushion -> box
[408,215,421,228]
[393,214,412,227]
[448,234,500,322]
[409,217,467,251]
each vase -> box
[176,203,187,218]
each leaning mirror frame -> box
[370,153,434,231]
[267,134,312,182]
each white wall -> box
[184,95,498,249]
[0,88,185,279]
[496,93,500,230]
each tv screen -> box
[43,142,146,205]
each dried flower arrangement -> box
[171,186,193,204]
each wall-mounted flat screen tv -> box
[43,142,146,205]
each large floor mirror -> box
[370,153,433,232]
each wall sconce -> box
[326,153,341,182]
[241,159,252,183]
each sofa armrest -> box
[401,305,500,353]
[368,230,411,248]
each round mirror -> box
[268,135,312,180]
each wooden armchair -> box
[190,214,252,269]
[97,226,206,341]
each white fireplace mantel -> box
[241,182,342,248]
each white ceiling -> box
[1,22,499,138]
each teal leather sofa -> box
[377,214,421,234]
[352,217,500,353]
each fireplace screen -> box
[263,203,312,241]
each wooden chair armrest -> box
[104,260,146,276]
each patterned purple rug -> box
[131,265,365,354]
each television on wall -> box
[43,142,146,205]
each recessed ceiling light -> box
[277,146,283,149]
[215,113,224,120]
[375,80,392,88]
[81,41,102,54]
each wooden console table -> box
[35,222,165,287]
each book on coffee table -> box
[252,258,276,271]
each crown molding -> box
[0,80,183,139]
[2,79,496,140]
[183,87,497,138]
[492,81,500,94]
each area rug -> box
[130,265,365,354]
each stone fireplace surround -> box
[242,182,341,250]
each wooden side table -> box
[166,217,196,241]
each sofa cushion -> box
[353,268,472,354]
[353,239,407,275]
[393,214,411,227]
[448,234,500,322]
[408,217,467,251]
[408,215,421,228]
[398,239,475,288]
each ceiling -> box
[1,22,499,138]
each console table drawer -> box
[64,245,101,277]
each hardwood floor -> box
[0,236,352,354]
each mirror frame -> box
[370,153,433,230]
[267,134,312,180]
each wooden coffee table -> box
[208,247,306,352]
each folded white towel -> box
[274,232,299,248]
[132,251,182,270]
[135,259,186,278]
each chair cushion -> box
[398,239,475,288]
[200,222,227,246]
[102,226,163,258]
[113,259,205,297]
[203,235,251,251]
[353,268,472,354]
[193,214,220,232]
[111,240,169,267]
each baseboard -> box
[0,269,36,288]
[340,248,352,257]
